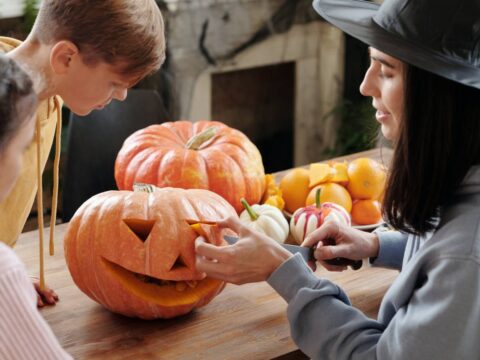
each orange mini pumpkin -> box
[64,185,237,319]
[114,120,266,213]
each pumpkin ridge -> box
[149,190,186,274]
[144,128,184,144]
[207,137,251,158]
[202,147,247,212]
[168,191,196,272]
[179,148,208,189]
[64,211,83,291]
[148,151,167,187]
[90,194,115,305]
[156,149,186,187]
[165,121,191,144]
[99,193,148,276]
[182,197,212,271]
[122,147,155,189]
[103,193,147,306]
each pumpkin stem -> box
[133,183,158,193]
[240,198,259,221]
[186,127,218,150]
[315,188,322,208]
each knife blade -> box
[223,235,362,270]
[223,235,314,263]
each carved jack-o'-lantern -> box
[64,185,236,319]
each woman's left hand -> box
[195,216,292,285]
[30,276,59,307]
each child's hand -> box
[30,276,59,307]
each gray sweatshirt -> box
[267,165,480,359]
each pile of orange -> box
[278,157,387,225]
[278,168,310,214]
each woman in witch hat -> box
[195,0,480,358]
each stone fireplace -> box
[163,0,345,169]
[211,62,294,172]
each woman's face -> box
[360,48,405,141]
[0,114,36,202]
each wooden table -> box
[15,148,396,360]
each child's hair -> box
[383,64,480,235]
[0,54,38,151]
[30,0,166,80]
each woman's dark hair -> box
[383,64,480,235]
[0,54,37,151]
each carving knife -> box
[223,235,362,270]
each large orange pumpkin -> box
[63,186,237,319]
[114,120,266,213]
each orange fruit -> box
[306,183,352,213]
[351,199,382,225]
[279,168,310,213]
[347,158,386,199]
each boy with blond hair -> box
[0,0,165,307]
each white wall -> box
[0,0,39,19]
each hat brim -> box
[313,0,480,89]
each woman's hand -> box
[302,221,379,272]
[30,276,59,307]
[195,216,292,285]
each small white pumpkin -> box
[239,198,289,243]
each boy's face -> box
[0,114,36,203]
[56,59,136,116]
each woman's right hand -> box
[302,221,379,272]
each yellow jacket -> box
[0,37,62,286]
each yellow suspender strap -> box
[49,97,62,256]
[36,115,45,290]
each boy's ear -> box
[50,41,80,75]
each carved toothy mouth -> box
[102,253,199,292]
[101,257,225,308]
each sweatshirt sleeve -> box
[268,254,383,359]
[0,245,72,360]
[369,230,408,270]
[268,253,480,360]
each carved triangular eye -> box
[123,219,155,242]
[171,255,187,270]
